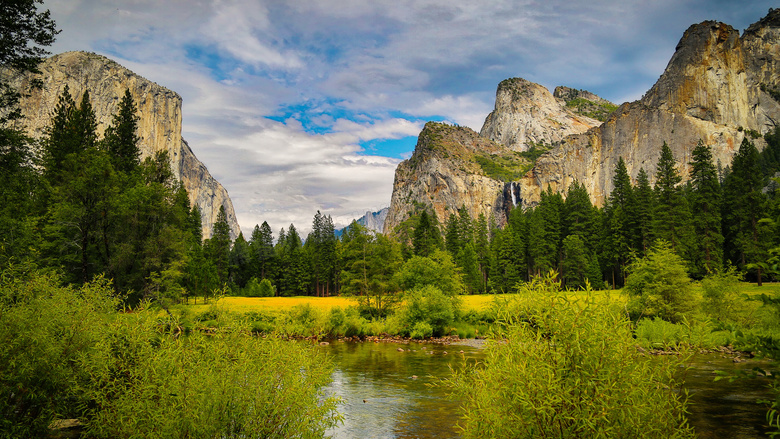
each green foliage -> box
[701,266,748,323]
[340,223,403,318]
[518,141,554,164]
[0,268,117,438]
[448,272,695,439]
[474,152,529,182]
[564,97,618,122]
[625,241,695,322]
[243,277,275,297]
[396,285,460,337]
[0,267,340,438]
[394,250,464,296]
[410,321,433,339]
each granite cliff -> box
[7,51,239,239]
[385,10,780,233]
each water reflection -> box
[321,341,481,439]
[319,341,775,439]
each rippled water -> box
[318,340,775,439]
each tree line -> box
[228,132,780,298]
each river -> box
[318,340,774,439]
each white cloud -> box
[42,0,779,236]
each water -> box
[319,340,775,439]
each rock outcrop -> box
[357,208,389,234]
[6,51,239,239]
[479,78,603,152]
[384,122,528,233]
[519,13,780,208]
[386,10,780,229]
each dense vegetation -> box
[2,2,780,437]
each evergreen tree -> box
[688,140,723,277]
[103,89,141,176]
[43,91,116,284]
[204,205,231,286]
[444,212,461,256]
[249,221,275,280]
[230,232,251,288]
[633,168,655,254]
[652,142,694,260]
[563,180,595,249]
[603,157,634,287]
[412,210,442,257]
[276,224,309,296]
[723,138,768,284]
[474,213,491,292]
[489,224,523,292]
[307,211,337,296]
[561,234,589,289]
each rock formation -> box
[479,78,603,152]
[385,10,780,232]
[384,122,529,233]
[6,51,239,239]
[519,13,780,208]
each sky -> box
[44,0,778,237]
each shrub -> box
[396,285,461,337]
[701,267,749,323]
[625,241,695,322]
[410,321,433,339]
[448,273,695,439]
[243,277,276,297]
[0,267,340,438]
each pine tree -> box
[205,205,232,286]
[563,180,595,246]
[412,210,442,257]
[561,234,589,289]
[474,213,491,292]
[723,137,768,284]
[652,142,694,260]
[633,168,655,255]
[103,89,141,175]
[230,232,251,288]
[688,140,723,277]
[604,157,634,287]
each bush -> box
[410,321,433,339]
[396,285,460,337]
[448,273,695,439]
[625,241,695,322]
[0,267,340,438]
[243,277,275,297]
[701,267,749,323]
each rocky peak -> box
[383,122,525,234]
[386,10,780,231]
[8,51,240,239]
[479,77,602,152]
[640,20,752,127]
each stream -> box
[318,340,774,439]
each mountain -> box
[6,51,240,239]
[336,208,389,237]
[385,10,780,233]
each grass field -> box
[180,288,636,315]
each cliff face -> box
[479,78,602,152]
[520,12,780,208]
[384,122,527,233]
[386,10,780,229]
[8,51,239,239]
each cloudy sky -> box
[44,0,776,236]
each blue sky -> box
[45,0,778,236]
